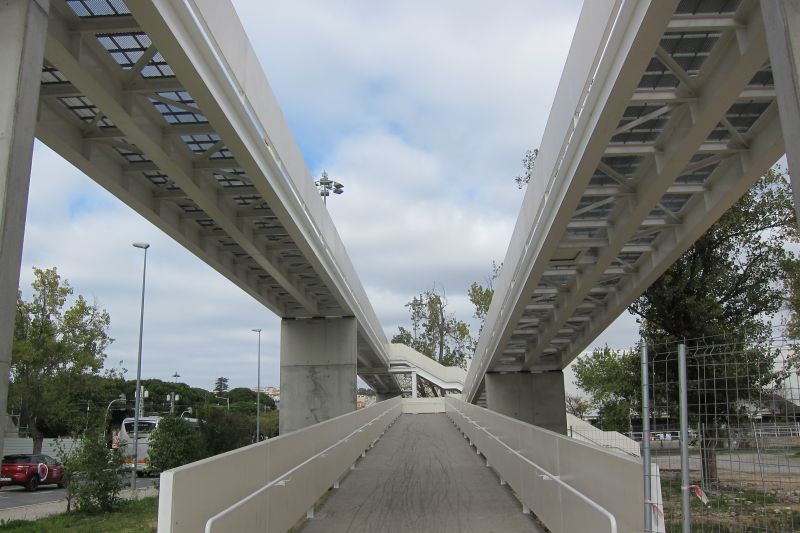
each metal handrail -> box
[204,403,400,532]
[449,402,618,533]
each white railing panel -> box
[159,397,401,533]
[519,423,560,475]
[446,397,635,533]
[522,470,563,531]
[557,435,642,531]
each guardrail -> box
[446,397,644,533]
[158,397,402,533]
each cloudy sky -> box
[20,0,638,393]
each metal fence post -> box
[641,342,652,532]
[678,343,691,533]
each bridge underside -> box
[465,0,800,422]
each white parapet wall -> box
[446,397,663,533]
[402,397,446,414]
[159,397,402,533]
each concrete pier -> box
[485,371,567,434]
[279,317,358,434]
[0,0,49,457]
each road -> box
[0,477,153,510]
[654,451,800,477]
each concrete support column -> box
[762,0,800,223]
[279,317,357,434]
[485,371,567,434]
[411,371,418,398]
[0,0,49,453]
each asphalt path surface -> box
[654,450,800,477]
[0,477,153,510]
[301,414,543,533]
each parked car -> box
[0,454,65,491]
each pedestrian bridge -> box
[2,0,799,531]
[160,397,648,533]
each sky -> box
[19,0,639,393]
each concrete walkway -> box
[301,413,542,533]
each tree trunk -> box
[700,424,719,485]
[29,420,44,454]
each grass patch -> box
[0,497,157,532]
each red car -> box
[0,454,65,491]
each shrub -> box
[199,408,252,455]
[56,431,124,512]
[147,416,204,473]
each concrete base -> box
[279,318,357,434]
[485,371,567,434]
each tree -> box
[148,416,204,473]
[57,431,124,512]
[604,168,800,479]
[227,387,275,411]
[631,167,797,343]
[213,377,229,395]
[391,286,473,370]
[467,261,501,332]
[121,378,216,419]
[199,408,253,455]
[565,394,592,420]
[11,268,112,453]
[514,148,539,189]
[572,347,640,432]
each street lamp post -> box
[106,393,126,452]
[314,171,343,206]
[105,394,126,419]
[252,328,261,442]
[167,392,180,414]
[131,242,150,491]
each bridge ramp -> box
[301,413,542,533]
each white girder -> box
[36,0,399,393]
[465,0,783,401]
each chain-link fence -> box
[643,330,800,532]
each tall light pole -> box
[131,242,149,491]
[314,171,344,206]
[252,328,261,442]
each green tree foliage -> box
[783,252,800,340]
[391,287,473,369]
[213,377,229,395]
[57,431,124,513]
[572,347,640,432]
[11,268,112,453]
[259,411,279,440]
[147,417,204,473]
[120,378,217,419]
[198,408,254,455]
[468,261,501,331]
[628,169,798,429]
[630,168,797,343]
[226,387,275,412]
